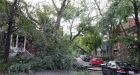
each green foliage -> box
[102,56,110,62]
[0,59,11,73]
[0,0,7,27]
[75,26,102,53]
[98,0,135,33]
[0,63,10,73]
[120,35,138,63]
[8,63,32,74]
[17,14,32,34]
[0,0,6,11]
[15,4,79,72]
[97,0,140,62]
[1,0,133,73]
[44,36,76,70]
[62,5,82,20]
[6,57,33,74]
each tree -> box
[52,0,70,30]
[3,0,37,62]
[132,0,140,64]
[4,0,18,62]
[75,24,102,54]
[62,4,84,41]
[97,0,140,61]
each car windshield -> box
[116,62,128,67]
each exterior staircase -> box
[9,46,33,57]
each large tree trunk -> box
[133,1,140,64]
[52,0,67,30]
[4,0,18,62]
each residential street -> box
[27,71,140,75]
[0,0,140,75]
[31,71,102,75]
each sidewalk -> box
[88,67,102,71]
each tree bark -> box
[133,1,140,64]
[4,0,18,62]
[71,30,81,41]
[69,19,75,40]
[51,0,59,12]
[69,22,73,40]
[55,0,67,29]
[94,0,103,17]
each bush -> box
[6,32,78,73]
[8,57,33,74]
[0,63,10,73]
[0,59,11,73]
[7,53,75,74]
[31,55,75,71]
[31,56,55,71]
[52,54,74,70]
[8,63,32,74]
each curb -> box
[88,67,102,71]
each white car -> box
[74,55,91,68]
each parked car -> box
[101,61,139,75]
[74,55,91,68]
[89,58,104,66]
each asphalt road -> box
[0,71,102,75]
[32,70,102,75]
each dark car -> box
[82,56,90,62]
[101,61,139,75]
